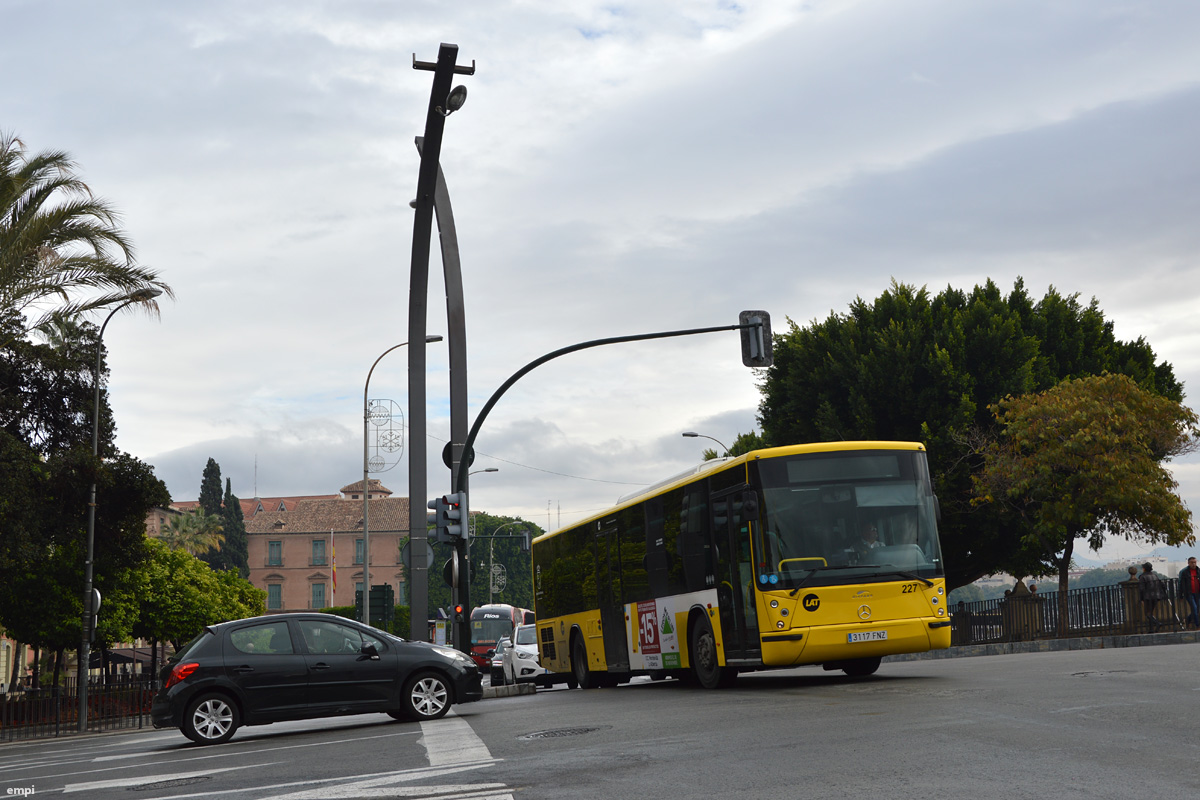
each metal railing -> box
[951,578,1190,646]
[0,674,155,742]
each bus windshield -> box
[471,616,515,647]
[752,449,943,589]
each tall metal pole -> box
[408,43,474,643]
[78,289,160,733]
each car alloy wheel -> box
[183,692,239,744]
[404,671,451,720]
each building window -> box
[311,582,326,609]
[397,580,407,605]
[312,539,326,566]
[267,584,282,610]
[268,541,282,566]
[355,538,364,565]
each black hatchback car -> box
[151,613,482,744]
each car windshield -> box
[753,449,944,589]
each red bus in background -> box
[469,604,534,668]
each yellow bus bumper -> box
[760,617,951,667]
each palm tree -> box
[0,132,171,345]
[159,509,226,557]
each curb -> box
[885,629,1200,662]
[482,682,537,699]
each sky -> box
[4,0,1200,565]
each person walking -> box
[1178,557,1200,629]
[1137,562,1167,632]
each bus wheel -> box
[842,657,882,677]
[690,616,735,689]
[572,635,599,689]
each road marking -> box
[127,763,498,800]
[19,729,419,783]
[420,716,493,767]
[63,762,278,793]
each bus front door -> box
[711,488,760,663]
[595,521,629,673]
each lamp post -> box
[682,431,731,457]
[78,287,161,732]
[363,336,442,629]
[409,43,475,644]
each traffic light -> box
[453,603,466,624]
[428,496,450,543]
[444,492,465,539]
[427,492,469,542]
[739,310,773,367]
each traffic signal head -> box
[427,496,450,542]
[739,309,773,368]
[443,492,465,539]
[453,603,465,623]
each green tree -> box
[198,457,223,517]
[0,132,170,346]
[159,508,225,556]
[219,478,250,577]
[758,279,1182,589]
[135,539,265,650]
[974,373,1198,633]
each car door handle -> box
[233,665,255,673]
[311,662,332,670]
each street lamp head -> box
[440,85,468,116]
[682,431,700,438]
[426,334,444,343]
[129,288,163,302]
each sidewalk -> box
[886,629,1200,662]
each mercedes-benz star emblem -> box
[857,604,872,620]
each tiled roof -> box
[244,496,412,535]
[339,479,393,496]
[171,495,341,517]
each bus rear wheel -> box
[842,657,882,677]
[690,616,736,689]
[573,635,600,689]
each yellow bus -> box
[532,442,950,689]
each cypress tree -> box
[198,458,223,517]
[222,478,250,578]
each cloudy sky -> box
[5,1,1199,564]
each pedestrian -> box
[1178,557,1200,629]
[1137,562,1167,631]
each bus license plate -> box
[848,630,887,643]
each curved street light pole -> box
[363,336,442,628]
[682,431,731,457]
[78,288,161,733]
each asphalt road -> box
[3,644,1198,799]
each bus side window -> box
[644,496,672,598]
[678,485,711,592]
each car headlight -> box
[518,651,536,660]
[432,646,474,665]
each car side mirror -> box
[360,643,380,660]
[486,649,495,658]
